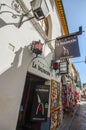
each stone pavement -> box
[69,98,86,130]
[57,103,80,130]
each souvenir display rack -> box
[62,82,75,115]
[50,80,61,130]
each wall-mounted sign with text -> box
[28,57,51,80]
[55,35,80,60]
[56,61,69,75]
[59,61,68,74]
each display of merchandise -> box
[50,111,60,129]
[75,91,80,103]
[58,84,63,124]
[50,80,61,130]
[62,83,75,114]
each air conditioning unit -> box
[31,0,49,20]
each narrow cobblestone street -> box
[69,98,86,130]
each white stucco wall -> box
[0,21,44,130]
[0,48,31,130]
[0,0,62,129]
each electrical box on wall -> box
[31,0,49,20]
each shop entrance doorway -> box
[16,72,49,130]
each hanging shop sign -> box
[55,35,80,60]
[28,57,51,80]
[76,81,81,88]
[59,61,68,74]
[55,60,68,75]
[30,85,50,121]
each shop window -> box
[16,73,49,130]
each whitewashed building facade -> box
[0,0,69,130]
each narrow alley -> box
[69,98,86,130]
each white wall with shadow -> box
[0,46,32,130]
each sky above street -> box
[62,0,86,84]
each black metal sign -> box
[30,85,50,121]
[59,61,68,74]
[55,60,68,75]
[55,35,80,60]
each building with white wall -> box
[0,0,69,130]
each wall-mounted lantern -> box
[31,0,49,20]
[53,62,59,70]
[51,60,59,70]
[51,60,69,75]
[0,0,49,28]
[31,40,43,56]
